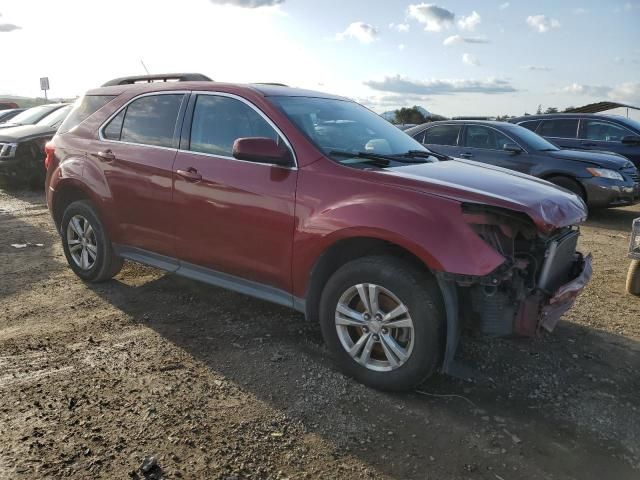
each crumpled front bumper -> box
[514,253,593,336]
[540,253,593,332]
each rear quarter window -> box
[58,95,116,133]
[517,120,541,132]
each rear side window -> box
[539,119,578,139]
[518,120,540,132]
[189,95,279,157]
[424,125,461,146]
[102,94,184,148]
[59,95,116,133]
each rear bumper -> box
[515,253,592,335]
[581,177,640,208]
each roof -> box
[87,80,347,101]
[564,101,640,114]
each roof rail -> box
[101,73,213,87]
[253,82,289,87]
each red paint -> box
[45,81,588,303]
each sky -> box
[1,0,639,117]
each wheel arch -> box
[51,180,109,234]
[540,173,587,202]
[304,236,438,324]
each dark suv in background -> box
[509,114,640,169]
[406,120,639,209]
[45,74,591,391]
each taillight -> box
[44,141,55,169]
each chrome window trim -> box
[98,90,190,150]
[180,91,298,169]
[462,124,529,154]
[578,118,635,143]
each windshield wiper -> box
[399,149,452,161]
[328,149,436,166]
[328,150,395,166]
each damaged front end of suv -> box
[439,202,592,372]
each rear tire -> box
[61,200,123,282]
[627,260,640,296]
[547,176,586,204]
[319,256,444,391]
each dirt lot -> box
[0,189,639,480]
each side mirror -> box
[232,137,292,166]
[621,135,640,145]
[503,143,523,154]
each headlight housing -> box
[0,142,18,159]
[630,217,640,260]
[586,167,624,181]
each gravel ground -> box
[0,189,639,479]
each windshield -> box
[507,124,559,151]
[269,96,429,164]
[7,105,59,125]
[36,105,71,127]
[617,116,640,132]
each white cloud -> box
[443,34,489,46]
[209,0,284,7]
[0,23,21,32]
[521,65,552,71]
[499,2,510,10]
[526,15,561,33]
[408,3,455,32]
[364,75,517,95]
[462,53,480,66]
[389,22,410,32]
[563,83,612,97]
[563,82,640,103]
[610,82,640,103]
[398,43,406,50]
[336,22,378,44]
[458,11,481,31]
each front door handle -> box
[96,150,115,162]
[176,168,202,182]
[459,153,473,158]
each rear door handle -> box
[96,150,115,162]
[176,168,202,182]
[459,153,473,158]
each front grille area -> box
[623,167,639,183]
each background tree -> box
[394,106,427,125]
[544,106,559,114]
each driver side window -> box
[464,125,513,150]
[581,120,630,143]
[189,95,280,157]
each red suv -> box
[45,74,592,391]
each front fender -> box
[291,167,506,298]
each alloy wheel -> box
[66,215,98,270]
[335,283,415,372]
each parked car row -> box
[0,103,71,187]
[405,120,640,209]
[44,74,592,391]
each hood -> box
[381,159,587,234]
[548,149,632,169]
[0,124,56,143]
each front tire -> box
[547,176,586,204]
[319,256,444,391]
[61,200,123,282]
